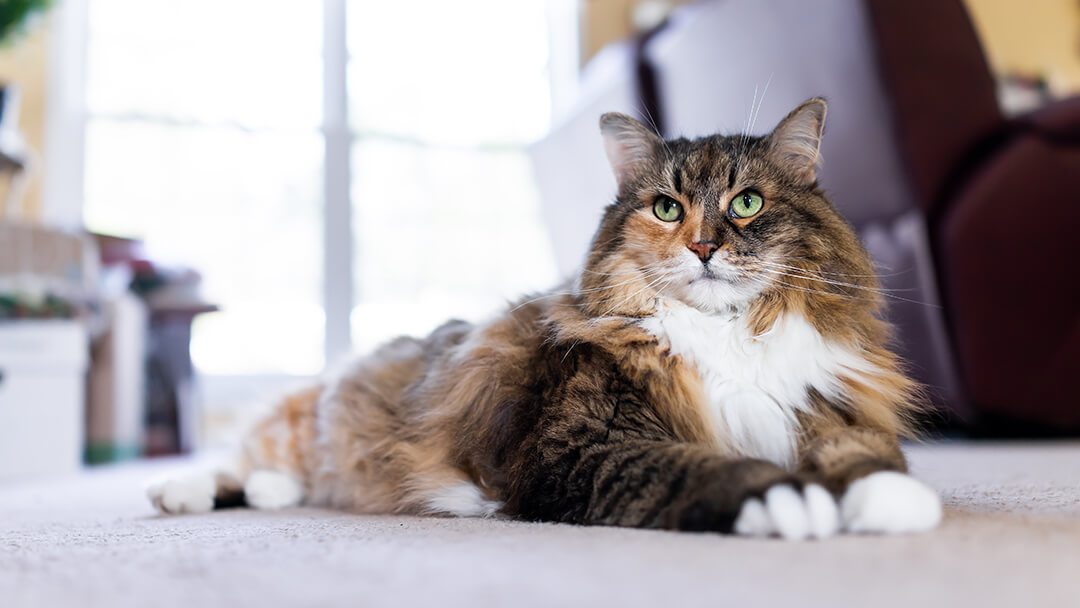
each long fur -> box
[159,99,928,533]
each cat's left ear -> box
[766,97,827,186]
[600,113,665,188]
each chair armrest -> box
[1017,96,1080,138]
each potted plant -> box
[0,1,51,44]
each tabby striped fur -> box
[148,98,941,538]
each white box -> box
[0,320,88,481]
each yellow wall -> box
[582,0,636,64]
[581,0,694,65]
[964,0,1080,94]
[584,1,1080,96]
[0,18,49,222]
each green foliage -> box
[0,292,74,320]
[0,0,51,45]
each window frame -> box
[322,0,352,363]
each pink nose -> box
[688,240,719,262]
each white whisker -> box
[753,264,914,293]
[754,268,938,307]
[599,272,673,317]
[755,275,869,301]
[748,73,773,137]
[755,258,907,280]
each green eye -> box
[653,197,684,222]
[730,190,764,218]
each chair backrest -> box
[865,0,1003,215]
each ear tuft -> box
[599,112,664,188]
[767,98,827,186]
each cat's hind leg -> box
[145,456,247,514]
[145,461,306,514]
[146,386,321,515]
[241,470,305,510]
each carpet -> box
[2,442,1079,607]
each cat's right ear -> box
[600,113,664,187]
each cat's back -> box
[326,292,559,424]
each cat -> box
[147,98,942,539]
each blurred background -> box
[0,0,1078,481]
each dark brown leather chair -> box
[868,0,1080,431]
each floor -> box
[2,442,1079,608]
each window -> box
[83,0,325,375]
[346,0,557,351]
[79,1,563,412]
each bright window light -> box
[82,0,560,379]
[347,0,558,351]
[83,0,325,376]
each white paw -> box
[841,471,942,534]
[734,484,839,540]
[244,470,304,510]
[422,480,503,518]
[146,472,216,515]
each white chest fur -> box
[640,303,870,469]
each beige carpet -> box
[2,442,1079,607]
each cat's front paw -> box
[840,471,942,534]
[734,483,839,541]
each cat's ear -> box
[600,113,664,187]
[766,98,827,186]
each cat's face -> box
[581,98,877,318]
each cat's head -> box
[580,98,880,326]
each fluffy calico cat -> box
[148,98,942,539]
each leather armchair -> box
[868,0,1080,431]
